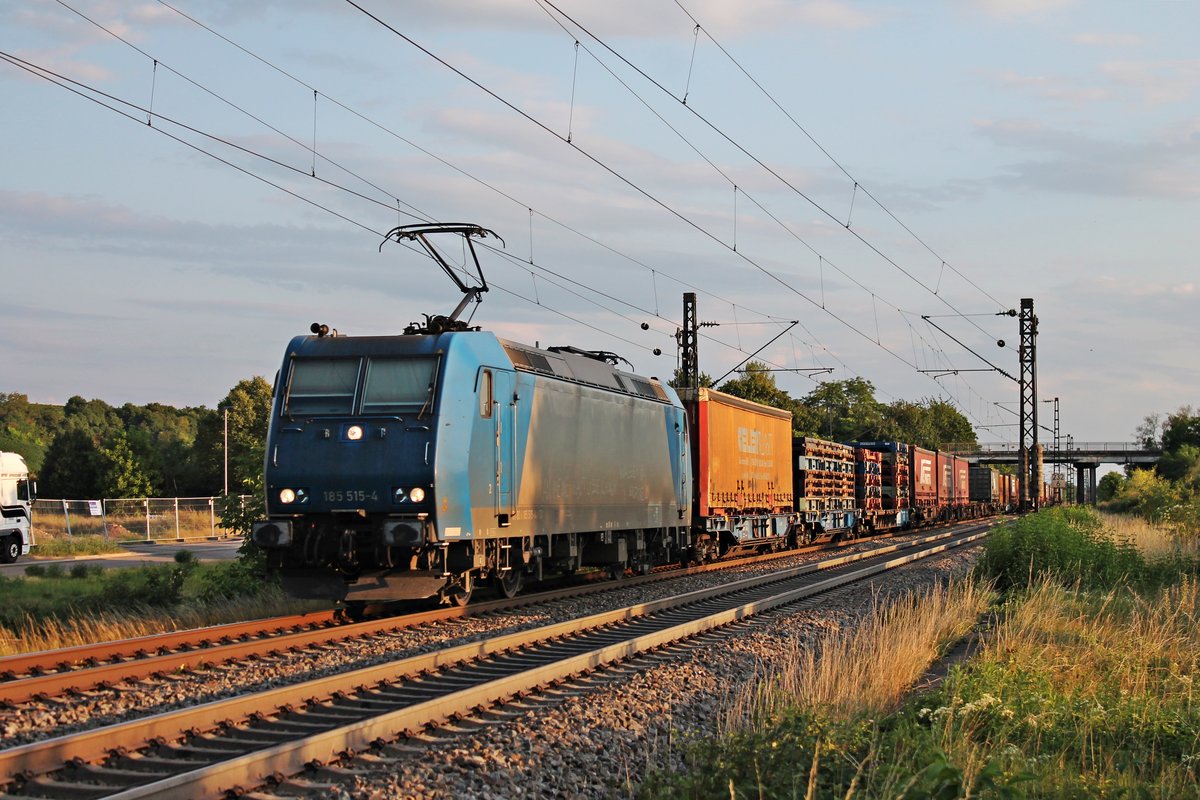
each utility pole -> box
[1051,397,1060,503]
[680,292,698,390]
[223,408,229,496]
[1018,298,1038,511]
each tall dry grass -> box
[1100,511,1200,563]
[0,590,327,656]
[723,578,995,732]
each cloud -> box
[329,0,879,38]
[994,70,1111,108]
[1100,59,1200,106]
[1072,32,1143,48]
[969,0,1077,21]
[972,119,1200,198]
[991,59,1200,110]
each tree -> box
[1161,406,1200,453]
[667,367,714,390]
[195,377,274,494]
[1157,443,1200,484]
[38,428,103,498]
[717,362,794,412]
[796,378,887,441]
[0,392,64,473]
[1097,471,1126,502]
[97,433,154,498]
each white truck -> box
[0,451,36,563]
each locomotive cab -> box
[253,329,454,601]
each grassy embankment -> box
[0,551,325,656]
[642,508,1200,799]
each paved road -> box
[0,539,244,577]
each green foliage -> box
[97,433,154,498]
[195,377,273,492]
[4,377,271,498]
[974,507,1191,592]
[218,473,268,571]
[666,367,714,389]
[642,707,1033,800]
[38,428,103,498]
[107,561,194,606]
[70,563,100,579]
[1097,471,1126,501]
[30,535,122,558]
[1157,443,1200,484]
[798,377,888,440]
[717,362,795,412]
[188,559,269,604]
[0,558,276,627]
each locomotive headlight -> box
[409,487,426,503]
[279,488,296,504]
[346,425,364,441]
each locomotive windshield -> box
[285,358,360,415]
[283,356,439,416]
[362,357,438,413]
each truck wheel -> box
[1,537,19,564]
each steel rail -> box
[0,520,974,704]
[0,523,993,798]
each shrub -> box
[188,561,269,604]
[975,507,1149,592]
[106,564,190,607]
[69,563,99,579]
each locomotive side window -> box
[285,358,360,415]
[362,357,438,413]
[480,369,493,418]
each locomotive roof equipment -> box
[381,222,503,336]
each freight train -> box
[251,327,1015,608]
[251,223,1016,608]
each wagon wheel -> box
[497,568,523,599]
[607,562,628,581]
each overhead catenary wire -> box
[19,6,999,427]
[0,48,825,388]
[343,1,999,427]
[151,0,801,340]
[671,0,1007,312]
[536,0,1010,349]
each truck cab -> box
[0,451,36,563]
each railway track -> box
[0,522,969,705]
[0,523,993,799]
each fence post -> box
[62,499,73,537]
[144,498,151,541]
[209,497,216,538]
[102,498,109,539]
[174,497,181,540]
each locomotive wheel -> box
[442,573,474,607]
[497,568,523,599]
[342,601,369,622]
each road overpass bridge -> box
[946,442,1161,504]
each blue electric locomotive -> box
[253,328,693,605]
[253,226,694,607]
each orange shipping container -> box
[681,387,793,518]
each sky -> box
[2,0,1196,453]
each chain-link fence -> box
[30,497,252,544]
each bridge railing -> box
[944,442,1161,458]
